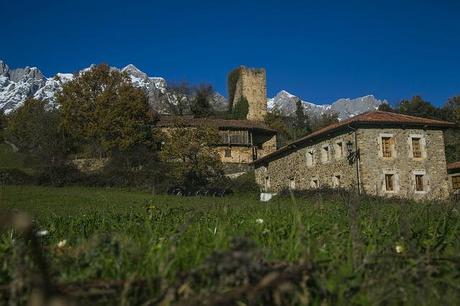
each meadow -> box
[1,185,460,305]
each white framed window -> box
[310,178,319,189]
[413,170,428,194]
[335,141,344,159]
[306,149,315,167]
[321,145,331,163]
[382,170,399,193]
[408,134,426,159]
[264,176,271,190]
[332,174,341,188]
[379,133,396,158]
[289,178,296,190]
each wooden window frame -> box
[415,174,424,192]
[452,175,460,190]
[385,173,394,192]
[382,137,392,158]
[412,137,422,158]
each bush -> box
[0,169,34,185]
[36,164,83,187]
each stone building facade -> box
[447,162,460,193]
[228,66,267,122]
[254,111,455,200]
[157,116,277,175]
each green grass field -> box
[1,185,460,305]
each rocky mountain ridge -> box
[0,60,386,119]
[268,90,387,120]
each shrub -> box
[0,169,34,185]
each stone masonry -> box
[254,111,454,200]
[357,128,450,200]
[229,66,267,122]
[255,130,358,192]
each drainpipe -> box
[348,124,362,194]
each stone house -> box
[447,162,460,193]
[253,111,455,200]
[157,116,277,174]
[155,66,277,176]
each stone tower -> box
[228,66,267,121]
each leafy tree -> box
[57,64,156,157]
[160,124,223,188]
[232,97,249,119]
[264,110,293,147]
[191,84,214,118]
[442,96,460,123]
[397,96,440,119]
[293,99,311,139]
[5,98,68,168]
[311,111,339,131]
[441,96,460,163]
[163,82,194,116]
[378,103,394,112]
[0,110,6,142]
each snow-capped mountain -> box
[0,59,387,120]
[268,90,387,120]
[0,60,167,114]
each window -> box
[411,137,422,158]
[289,178,296,190]
[333,175,341,188]
[306,150,314,167]
[335,141,344,159]
[322,145,330,163]
[265,176,271,190]
[310,178,319,189]
[453,175,460,190]
[415,174,424,191]
[224,148,232,157]
[382,137,392,157]
[385,174,394,191]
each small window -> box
[310,179,319,189]
[382,137,392,157]
[265,176,271,190]
[322,145,330,163]
[306,150,314,167]
[412,138,422,158]
[289,178,296,190]
[333,175,341,188]
[453,175,460,190]
[415,174,424,191]
[225,148,232,157]
[385,174,394,191]
[335,142,343,159]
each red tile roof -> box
[156,115,276,133]
[448,161,460,171]
[253,111,455,165]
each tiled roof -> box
[253,111,455,165]
[156,116,277,133]
[447,161,460,171]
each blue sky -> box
[2,0,460,106]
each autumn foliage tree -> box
[57,64,156,158]
[160,123,223,187]
[5,98,68,167]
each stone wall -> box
[357,128,450,200]
[230,67,267,122]
[255,131,357,192]
[218,146,254,164]
[255,127,450,200]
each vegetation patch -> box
[1,186,459,305]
